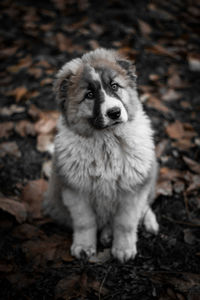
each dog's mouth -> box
[88,118,122,130]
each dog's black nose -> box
[107,107,121,120]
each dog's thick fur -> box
[43,48,159,262]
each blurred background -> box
[0,0,200,299]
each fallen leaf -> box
[22,234,72,267]
[28,104,41,120]
[172,139,194,151]
[149,74,160,81]
[56,33,73,52]
[141,272,200,295]
[187,175,200,193]
[173,181,185,194]
[0,263,13,273]
[162,89,182,101]
[0,104,25,116]
[7,86,28,102]
[40,77,53,86]
[0,46,18,57]
[22,179,48,219]
[183,156,200,174]
[0,196,27,223]
[156,139,168,158]
[156,179,173,197]
[12,223,45,240]
[184,229,195,245]
[188,53,200,72]
[138,19,152,36]
[0,141,21,158]
[90,23,104,35]
[7,55,32,73]
[28,67,43,78]
[168,73,187,89]
[34,111,59,134]
[0,122,14,138]
[159,167,185,181]
[15,120,36,137]
[145,44,180,59]
[166,120,184,139]
[89,39,100,50]
[89,249,111,263]
[37,133,55,153]
[147,96,169,113]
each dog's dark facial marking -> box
[95,66,122,102]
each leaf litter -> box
[0,0,200,299]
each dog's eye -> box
[86,91,94,99]
[111,82,119,91]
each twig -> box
[98,266,112,300]
[162,215,200,227]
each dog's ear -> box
[117,59,137,83]
[53,73,72,111]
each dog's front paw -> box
[111,245,137,263]
[71,244,96,259]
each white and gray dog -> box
[43,48,159,263]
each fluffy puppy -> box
[43,48,159,263]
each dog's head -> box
[54,48,140,136]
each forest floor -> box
[0,0,200,299]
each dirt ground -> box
[0,0,200,299]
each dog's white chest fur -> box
[56,110,154,221]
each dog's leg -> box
[62,188,97,259]
[112,188,149,263]
[143,207,159,234]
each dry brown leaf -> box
[0,104,25,116]
[159,167,185,181]
[187,175,200,193]
[90,23,103,35]
[28,104,41,120]
[7,55,32,73]
[28,67,43,78]
[22,179,48,219]
[156,139,168,158]
[149,74,160,81]
[147,96,169,113]
[7,86,28,102]
[56,33,73,52]
[40,78,53,86]
[166,120,184,139]
[12,223,45,240]
[15,120,36,137]
[0,141,21,158]
[173,181,185,194]
[138,19,152,36]
[156,179,173,197]
[183,156,200,174]
[172,139,194,151]
[37,133,55,153]
[162,89,182,101]
[168,73,187,89]
[22,234,72,267]
[145,44,180,59]
[0,197,27,223]
[188,53,200,72]
[0,46,18,57]
[34,111,59,134]
[0,122,14,138]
